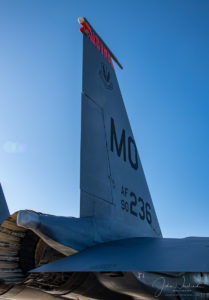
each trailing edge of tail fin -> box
[0,184,10,224]
[79,18,162,238]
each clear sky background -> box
[0,0,208,238]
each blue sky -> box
[0,0,208,238]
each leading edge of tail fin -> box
[0,184,10,224]
[79,18,162,238]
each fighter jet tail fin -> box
[0,184,10,224]
[79,18,162,238]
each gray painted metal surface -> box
[0,184,9,224]
[32,237,209,272]
[17,210,161,252]
[80,28,162,238]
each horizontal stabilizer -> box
[31,237,209,272]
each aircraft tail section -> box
[0,184,10,224]
[79,18,162,238]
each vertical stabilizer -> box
[0,184,9,224]
[79,18,162,238]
